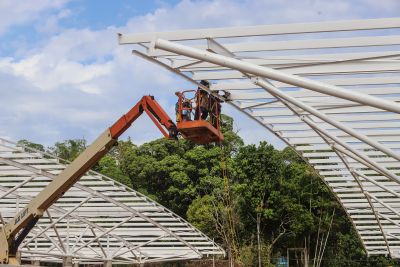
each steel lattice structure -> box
[0,138,224,265]
[119,18,400,257]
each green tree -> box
[17,139,45,152]
[187,195,218,238]
[48,139,86,161]
[97,155,132,187]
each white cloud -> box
[0,0,398,147]
[36,8,72,34]
[0,0,69,35]
[122,0,394,33]
[362,0,400,12]
[2,53,113,92]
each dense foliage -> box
[18,115,399,266]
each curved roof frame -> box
[0,138,224,264]
[119,18,400,257]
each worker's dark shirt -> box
[199,94,208,108]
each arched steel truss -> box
[119,18,400,257]
[0,138,224,265]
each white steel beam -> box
[153,39,400,114]
[150,35,400,57]
[45,211,66,253]
[367,193,400,219]
[23,196,92,245]
[113,235,168,258]
[251,78,400,162]
[354,172,400,200]
[339,152,390,256]
[304,121,400,185]
[73,216,134,254]
[211,76,400,90]
[119,18,400,43]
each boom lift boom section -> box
[0,95,178,264]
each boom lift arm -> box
[0,96,178,264]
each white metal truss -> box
[119,18,400,258]
[0,138,224,265]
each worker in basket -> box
[194,80,210,120]
[174,81,225,144]
[182,97,192,121]
[209,91,222,129]
[175,92,193,122]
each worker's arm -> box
[0,95,178,264]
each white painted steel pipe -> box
[304,117,400,184]
[154,38,400,114]
[378,213,400,228]
[334,147,390,256]
[354,171,400,199]
[73,215,135,253]
[120,18,400,43]
[252,77,400,162]
[23,196,92,245]
[332,143,400,184]
[366,192,400,218]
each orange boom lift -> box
[0,94,223,264]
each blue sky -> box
[0,0,399,148]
